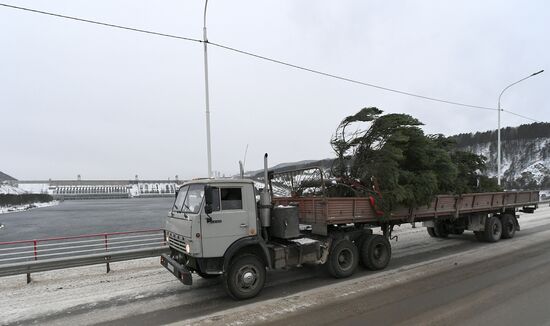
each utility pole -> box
[203,0,213,178]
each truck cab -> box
[161,178,271,299]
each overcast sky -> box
[1,0,548,180]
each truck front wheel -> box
[327,239,359,278]
[223,254,266,300]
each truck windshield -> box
[173,184,204,214]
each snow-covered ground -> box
[0,200,59,215]
[0,184,58,214]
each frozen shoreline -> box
[0,200,59,215]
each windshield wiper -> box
[182,202,192,212]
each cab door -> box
[200,185,252,257]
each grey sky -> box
[1,0,548,180]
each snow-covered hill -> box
[461,138,549,187]
[0,185,27,195]
[454,123,550,189]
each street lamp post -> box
[203,0,213,178]
[497,69,544,186]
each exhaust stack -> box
[259,153,271,228]
[239,160,244,179]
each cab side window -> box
[210,187,221,212]
[221,188,243,210]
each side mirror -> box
[204,186,213,214]
[174,188,179,199]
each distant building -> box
[15,179,185,200]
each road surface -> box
[1,205,549,326]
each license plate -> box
[167,262,175,273]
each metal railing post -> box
[27,240,38,284]
[104,234,110,273]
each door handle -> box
[240,223,248,228]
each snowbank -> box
[0,200,59,215]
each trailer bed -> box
[273,191,539,228]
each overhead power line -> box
[208,42,497,111]
[501,109,539,122]
[0,3,202,43]
[0,2,541,122]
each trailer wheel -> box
[434,222,449,238]
[427,227,437,237]
[501,214,517,239]
[327,239,359,278]
[484,216,502,243]
[223,254,266,300]
[361,235,391,271]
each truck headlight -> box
[185,243,190,253]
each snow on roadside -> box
[0,200,59,215]
[0,257,180,325]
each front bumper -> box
[160,254,193,285]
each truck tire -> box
[484,216,502,243]
[361,235,391,271]
[327,239,359,278]
[427,227,437,237]
[223,254,266,300]
[501,214,517,239]
[434,222,449,238]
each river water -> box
[0,198,174,242]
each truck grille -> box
[167,232,187,253]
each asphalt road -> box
[265,234,550,326]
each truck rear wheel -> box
[501,214,517,239]
[327,239,359,278]
[223,254,266,300]
[361,235,391,271]
[484,216,502,243]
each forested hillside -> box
[451,122,550,189]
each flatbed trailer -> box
[273,191,539,235]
